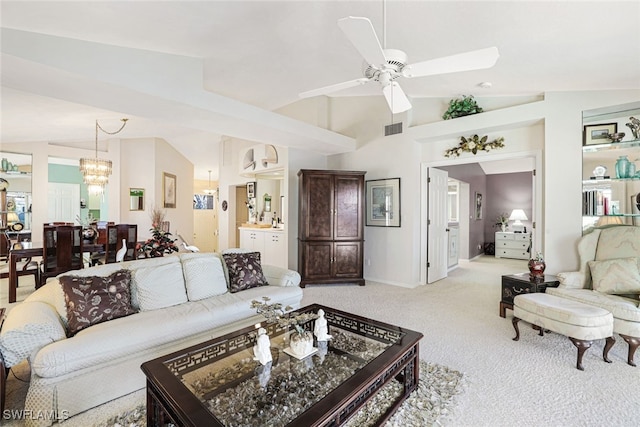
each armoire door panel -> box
[301,241,333,280]
[334,242,362,278]
[334,176,363,240]
[305,174,333,240]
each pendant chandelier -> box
[79,118,128,193]
[204,170,215,195]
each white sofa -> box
[0,252,302,426]
[546,225,640,367]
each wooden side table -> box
[500,273,559,318]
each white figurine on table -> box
[253,327,272,365]
[314,309,333,342]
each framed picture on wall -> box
[475,192,483,220]
[366,178,401,227]
[163,172,177,208]
[583,123,617,146]
[247,181,256,198]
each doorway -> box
[235,185,248,246]
[420,150,542,285]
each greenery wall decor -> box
[442,95,483,120]
[444,134,505,157]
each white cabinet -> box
[238,228,286,268]
[239,229,265,254]
[495,232,530,260]
[263,231,286,268]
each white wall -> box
[120,137,194,241]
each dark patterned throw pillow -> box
[60,269,137,336]
[222,251,269,293]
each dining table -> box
[7,241,104,303]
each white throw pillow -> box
[588,257,640,295]
[181,255,228,301]
[132,262,187,311]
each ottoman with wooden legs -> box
[512,293,615,370]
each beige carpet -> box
[3,256,640,426]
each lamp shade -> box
[509,209,528,222]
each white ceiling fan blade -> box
[299,78,370,98]
[382,82,412,114]
[337,16,387,67]
[403,47,500,78]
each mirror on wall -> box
[581,101,640,233]
[0,152,32,233]
[130,188,145,211]
[255,169,284,226]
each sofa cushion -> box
[180,253,228,301]
[222,251,269,293]
[131,258,187,311]
[0,301,66,367]
[588,257,640,295]
[60,270,137,336]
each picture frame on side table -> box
[366,178,400,227]
[583,123,617,146]
[163,172,177,208]
[475,192,483,220]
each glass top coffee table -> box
[141,304,423,427]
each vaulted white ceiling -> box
[2,1,639,179]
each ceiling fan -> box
[299,16,500,114]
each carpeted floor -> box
[3,256,640,425]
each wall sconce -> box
[509,209,528,232]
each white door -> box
[193,209,217,252]
[47,182,80,223]
[427,168,449,283]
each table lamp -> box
[509,209,528,232]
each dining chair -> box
[0,231,39,286]
[104,224,138,263]
[40,225,83,287]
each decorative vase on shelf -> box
[615,155,630,179]
[500,224,507,232]
[1,158,8,172]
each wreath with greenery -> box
[444,134,505,158]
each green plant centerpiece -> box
[251,297,319,358]
[442,95,483,120]
[137,206,178,257]
[444,134,505,157]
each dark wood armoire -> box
[297,169,366,287]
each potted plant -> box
[137,206,178,257]
[251,297,319,358]
[442,95,483,120]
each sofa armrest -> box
[0,302,67,368]
[556,271,586,289]
[262,265,301,287]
